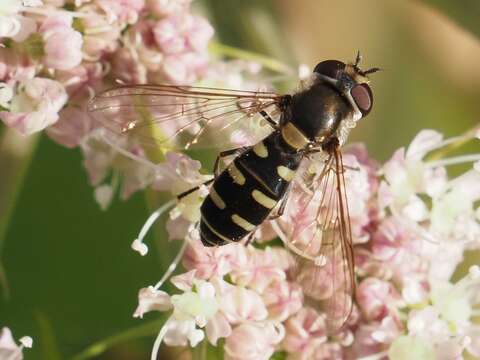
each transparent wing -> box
[87,84,284,151]
[281,146,355,333]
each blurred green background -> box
[1,0,479,359]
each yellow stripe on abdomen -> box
[231,214,256,231]
[252,189,277,209]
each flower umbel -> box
[133,127,480,359]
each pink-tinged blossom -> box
[79,4,122,61]
[182,238,247,279]
[138,271,231,353]
[0,48,35,85]
[229,246,290,293]
[224,322,284,360]
[81,131,156,206]
[160,51,209,84]
[133,286,172,318]
[146,0,192,17]
[39,14,83,70]
[153,152,211,236]
[55,62,105,99]
[96,0,145,25]
[283,308,328,360]
[213,278,268,323]
[0,83,13,108]
[0,1,38,40]
[46,106,93,148]
[135,127,480,358]
[0,77,67,135]
[153,14,213,55]
[371,216,429,285]
[430,169,480,239]
[0,327,33,360]
[356,277,403,321]
[152,13,213,83]
[110,20,162,84]
[262,280,303,322]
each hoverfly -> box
[88,53,379,332]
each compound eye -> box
[313,60,345,79]
[351,83,373,116]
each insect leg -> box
[244,232,256,246]
[268,185,291,220]
[177,146,250,200]
[259,110,278,129]
[176,178,214,200]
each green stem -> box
[209,41,294,74]
[0,129,39,299]
[427,122,480,161]
[0,129,39,255]
[420,0,480,39]
[69,317,166,360]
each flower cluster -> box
[0,0,215,206]
[0,327,32,360]
[135,128,480,360]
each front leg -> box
[268,185,291,220]
[178,146,251,200]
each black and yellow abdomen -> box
[200,130,303,246]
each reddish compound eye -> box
[351,83,373,116]
[313,60,345,80]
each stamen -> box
[99,132,158,170]
[21,6,96,19]
[152,235,189,291]
[151,316,173,360]
[425,153,480,169]
[131,200,175,256]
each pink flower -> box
[356,278,403,321]
[224,322,283,360]
[55,62,105,99]
[160,51,209,84]
[229,246,290,293]
[371,216,429,284]
[347,319,398,359]
[110,46,149,85]
[46,106,93,148]
[152,13,213,83]
[133,286,172,318]
[213,278,268,323]
[80,131,156,205]
[0,1,37,41]
[0,327,33,360]
[40,14,83,70]
[153,14,213,54]
[146,0,192,17]
[0,77,67,135]
[79,4,122,61]
[182,238,247,279]
[96,0,145,25]
[153,152,206,194]
[283,308,327,360]
[262,280,303,322]
[0,48,35,85]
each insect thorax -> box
[288,82,353,145]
